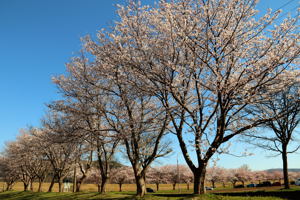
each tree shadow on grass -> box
[0,191,93,200]
[0,191,36,200]
[216,190,300,200]
[0,191,142,200]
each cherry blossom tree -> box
[100,69,171,197]
[3,132,38,191]
[54,53,172,196]
[83,0,299,194]
[180,166,194,190]
[269,170,283,183]
[227,169,238,187]
[252,170,268,184]
[111,166,134,192]
[159,164,188,190]
[207,166,226,188]
[147,166,170,191]
[0,156,19,191]
[52,55,120,193]
[33,114,79,193]
[233,165,253,187]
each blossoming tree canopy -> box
[82,0,299,195]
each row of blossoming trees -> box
[1,139,300,194]
[1,0,300,197]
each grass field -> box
[1,183,300,200]
[0,182,194,192]
[0,190,292,200]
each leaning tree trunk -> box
[48,175,55,192]
[76,174,86,192]
[6,182,13,191]
[282,144,290,189]
[193,163,207,194]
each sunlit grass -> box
[1,181,299,200]
[0,182,194,192]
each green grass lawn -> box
[1,189,299,200]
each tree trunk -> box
[135,175,146,197]
[73,166,77,193]
[119,183,122,192]
[38,180,43,192]
[58,178,63,192]
[232,181,236,187]
[172,183,176,190]
[48,175,55,192]
[30,179,34,191]
[156,183,159,191]
[6,182,13,191]
[187,183,190,190]
[23,182,29,191]
[100,176,108,194]
[282,145,290,189]
[76,174,86,192]
[97,183,101,193]
[193,163,207,194]
[211,180,215,188]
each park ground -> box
[1,183,300,200]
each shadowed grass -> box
[0,190,290,200]
[216,187,300,200]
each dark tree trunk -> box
[119,183,122,192]
[38,180,43,192]
[23,182,29,191]
[136,175,146,197]
[100,176,108,194]
[282,144,290,189]
[76,174,86,192]
[6,183,13,191]
[73,166,77,193]
[156,183,159,191]
[186,183,190,190]
[48,175,55,192]
[97,183,101,193]
[172,183,176,190]
[231,181,237,187]
[211,180,215,188]
[75,181,81,192]
[193,163,207,194]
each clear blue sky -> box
[0,0,299,170]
